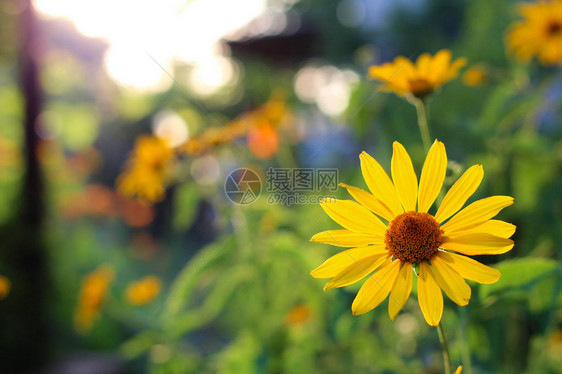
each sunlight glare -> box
[34,0,267,91]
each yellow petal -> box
[368,64,398,82]
[454,366,463,374]
[440,234,514,255]
[431,49,452,76]
[435,165,483,223]
[441,196,514,234]
[339,183,395,222]
[418,261,443,326]
[359,152,404,218]
[324,253,389,290]
[311,230,383,247]
[418,140,447,213]
[431,255,471,306]
[393,56,416,79]
[388,262,413,320]
[444,220,516,239]
[391,142,418,212]
[351,259,401,315]
[416,53,433,76]
[311,244,387,278]
[320,198,387,235]
[436,251,500,284]
[444,57,467,81]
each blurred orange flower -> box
[368,50,466,98]
[180,94,291,158]
[125,276,161,306]
[118,198,155,228]
[247,124,280,159]
[0,275,11,300]
[74,265,114,333]
[61,184,118,218]
[129,233,159,260]
[507,0,562,65]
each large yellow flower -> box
[368,50,466,98]
[311,141,515,326]
[507,0,562,65]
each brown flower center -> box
[546,21,562,36]
[385,211,442,263]
[408,78,434,98]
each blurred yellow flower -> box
[74,265,114,333]
[179,94,291,158]
[311,141,515,326]
[0,275,11,300]
[117,136,173,203]
[126,276,161,305]
[507,0,562,65]
[462,65,487,86]
[368,50,466,98]
[284,304,311,326]
[454,366,463,374]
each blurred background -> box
[0,0,561,373]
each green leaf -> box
[165,265,254,337]
[479,258,561,300]
[120,330,160,359]
[172,183,201,231]
[161,237,234,320]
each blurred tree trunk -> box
[0,0,48,371]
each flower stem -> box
[413,98,431,152]
[459,307,472,374]
[437,322,452,374]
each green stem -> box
[437,322,452,374]
[459,307,472,374]
[413,98,431,152]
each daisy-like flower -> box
[368,50,466,98]
[507,0,562,66]
[311,141,515,326]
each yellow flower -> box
[117,136,173,202]
[125,276,161,305]
[368,50,466,98]
[0,275,11,300]
[179,93,291,157]
[74,265,114,333]
[507,0,562,65]
[454,366,463,374]
[462,65,487,86]
[311,141,515,326]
